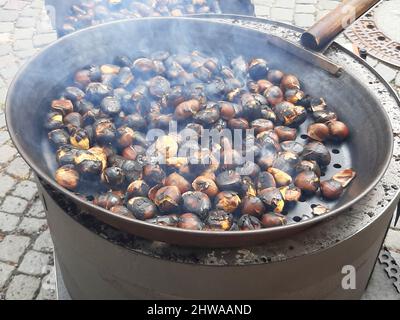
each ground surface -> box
[0,0,399,300]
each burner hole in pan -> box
[86,195,94,201]
[310,204,318,208]
[396,46,400,51]
[391,268,398,274]
[321,172,326,177]
[332,149,340,154]
[293,216,302,222]
[300,134,308,140]
[377,36,386,41]
[367,24,374,29]
[333,163,342,169]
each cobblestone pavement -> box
[0,0,399,300]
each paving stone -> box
[0,261,14,289]
[26,198,45,218]
[13,39,33,51]
[0,10,19,22]
[33,229,53,253]
[375,62,398,83]
[254,5,270,17]
[14,27,35,40]
[0,112,5,128]
[12,180,37,201]
[0,196,28,215]
[385,229,400,253]
[318,0,340,10]
[32,32,56,47]
[3,0,29,10]
[20,8,41,18]
[0,235,30,263]
[15,17,36,29]
[297,0,317,3]
[6,157,31,179]
[0,144,17,165]
[0,22,14,32]
[0,130,10,145]
[18,250,50,276]
[5,274,40,300]
[0,54,17,69]
[0,174,16,197]
[296,4,316,13]
[0,212,20,232]
[0,64,19,79]
[36,266,56,300]
[17,217,47,235]
[14,48,37,59]
[275,0,296,9]
[0,44,11,56]
[294,13,315,28]
[270,7,294,22]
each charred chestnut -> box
[74,149,103,175]
[127,180,150,198]
[182,191,211,219]
[127,197,157,220]
[267,69,284,85]
[216,170,242,192]
[256,171,276,192]
[192,176,219,198]
[70,127,90,150]
[264,86,283,106]
[102,166,125,186]
[51,99,73,115]
[193,103,220,125]
[154,186,181,213]
[143,164,166,186]
[274,102,306,127]
[148,76,171,98]
[313,110,337,123]
[45,112,64,130]
[94,192,122,210]
[146,214,179,227]
[251,119,274,134]
[205,210,233,231]
[48,129,69,147]
[55,165,79,190]
[110,205,133,218]
[214,191,241,213]
[94,118,116,144]
[101,96,121,116]
[174,99,200,120]
[320,179,343,200]
[258,187,285,213]
[238,215,262,230]
[302,141,331,167]
[85,82,111,103]
[248,58,269,81]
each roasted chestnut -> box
[263,86,283,106]
[320,179,343,200]
[174,99,201,120]
[216,170,242,192]
[94,118,116,144]
[248,58,269,80]
[101,96,121,116]
[238,214,262,230]
[296,160,321,177]
[127,197,157,220]
[332,169,356,188]
[126,180,150,198]
[274,102,306,127]
[94,192,122,210]
[241,196,265,216]
[313,110,337,123]
[51,99,74,115]
[251,119,274,134]
[268,167,292,187]
[261,213,287,228]
[102,166,125,186]
[192,176,219,197]
[294,170,320,194]
[165,172,191,194]
[143,164,166,186]
[256,171,276,192]
[45,112,64,130]
[274,126,297,142]
[267,69,284,85]
[214,191,241,213]
[182,191,211,219]
[55,165,79,190]
[281,74,300,91]
[307,123,330,142]
[302,141,331,167]
[206,210,233,231]
[280,141,304,155]
[110,205,134,218]
[48,129,69,147]
[281,185,302,202]
[85,82,111,103]
[154,186,181,213]
[178,213,203,230]
[147,214,179,227]
[74,149,103,175]
[70,127,90,150]
[327,120,349,141]
[258,187,285,213]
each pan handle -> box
[301,0,381,51]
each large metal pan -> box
[6,15,393,247]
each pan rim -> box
[5,16,395,245]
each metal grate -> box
[345,0,400,68]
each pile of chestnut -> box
[47,49,356,232]
[61,0,220,36]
